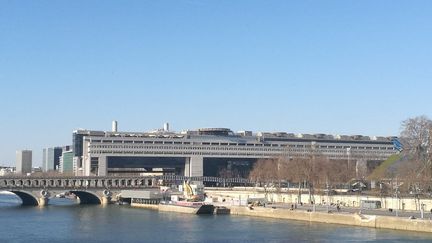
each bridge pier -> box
[38,197,49,207]
[101,196,111,205]
[38,190,50,207]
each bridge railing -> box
[0,176,254,189]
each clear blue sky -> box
[1,1,431,166]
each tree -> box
[249,159,279,186]
[401,116,432,166]
[399,116,432,196]
[250,153,356,204]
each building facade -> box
[72,125,399,177]
[16,150,32,175]
[59,150,74,174]
[42,147,63,172]
[0,167,14,176]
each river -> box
[1,193,431,242]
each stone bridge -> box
[0,176,252,206]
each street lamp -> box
[326,182,330,213]
[395,178,399,217]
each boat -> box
[55,193,66,198]
[159,180,214,214]
[159,201,214,214]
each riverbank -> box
[228,205,432,233]
[205,188,432,211]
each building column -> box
[184,158,190,176]
[98,156,107,176]
[184,156,203,177]
[83,156,91,176]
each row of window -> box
[89,148,394,158]
[89,139,392,148]
[89,144,394,152]
[90,145,284,151]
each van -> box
[360,200,381,209]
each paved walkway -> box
[271,203,432,219]
[214,201,432,220]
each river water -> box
[1,193,432,242]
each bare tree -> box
[249,159,278,186]
[399,116,432,196]
[249,158,281,199]
[401,116,432,167]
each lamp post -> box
[326,182,330,213]
[395,178,399,217]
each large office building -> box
[72,122,399,177]
[16,150,32,175]
[42,147,63,172]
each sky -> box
[1,0,432,166]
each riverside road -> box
[269,203,432,219]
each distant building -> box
[42,147,63,172]
[59,150,74,174]
[32,167,42,173]
[0,167,14,176]
[16,150,32,175]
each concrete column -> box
[98,156,107,176]
[355,159,367,179]
[184,158,190,176]
[84,156,91,176]
[184,156,203,177]
[39,197,49,207]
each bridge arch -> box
[8,190,39,206]
[69,191,101,204]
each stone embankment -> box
[205,188,432,211]
[229,206,432,233]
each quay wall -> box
[206,188,432,211]
[229,206,432,233]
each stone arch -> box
[9,190,39,206]
[69,191,101,204]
